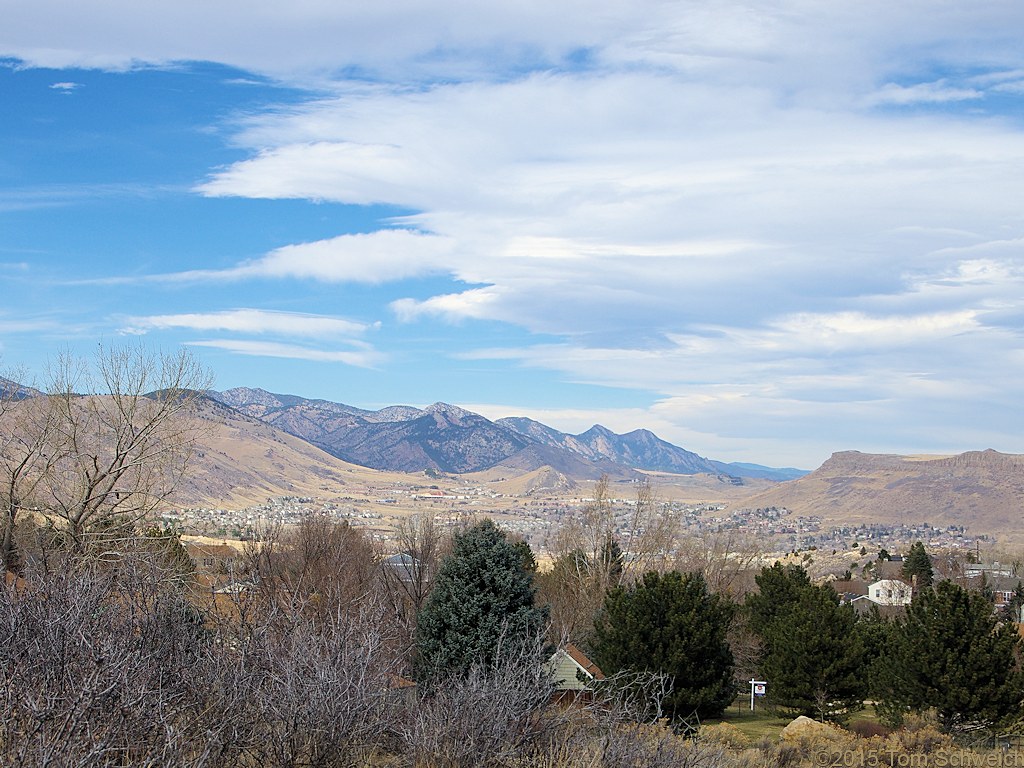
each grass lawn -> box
[709,703,792,741]
[705,700,881,742]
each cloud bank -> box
[4,0,1024,464]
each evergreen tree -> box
[745,562,813,635]
[599,534,625,584]
[510,539,538,574]
[414,519,548,685]
[746,563,866,719]
[999,581,1024,623]
[760,584,865,719]
[902,541,933,587]
[141,525,195,579]
[859,604,895,701]
[873,580,1022,730]
[591,570,735,723]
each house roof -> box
[564,643,605,681]
[875,561,905,579]
[385,553,420,566]
[830,579,869,598]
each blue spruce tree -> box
[414,519,547,684]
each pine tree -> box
[591,570,735,723]
[599,534,625,584]
[510,539,538,573]
[859,604,895,701]
[745,563,866,719]
[873,580,1022,730]
[760,584,865,719]
[745,562,813,635]
[413,519,548,685]
[902,541,933,587]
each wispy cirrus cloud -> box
[48,80,82,93]
[120,308,377,338]
[120,309,384,369]
[864,80,983,106]
[6,0,1024,464]
[186,339,384,368]
[100,230,456,286]
[179,19,1024,463]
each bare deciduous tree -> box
[0,374,56,573]
[247,511,381,621]
[381,510,450,643]
[401,629,559,768]
[41,344,212,552]
[542,476,680,646]
[673,529,764,597]
[620,477,680,575]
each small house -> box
[547,643,605,693]
[867,579,912,606]
[383,553,429,585]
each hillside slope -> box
[171,398,382,508]
[732,449,1024,536]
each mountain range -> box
[209,388,805,482]
[6,380,1024,537]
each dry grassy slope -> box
[460,465,579,496]
[176,400,771,512]
[730,449,1024,536]
[172,399,417,509]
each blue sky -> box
[2,2,1024,469]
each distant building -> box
[965,562,1015,579]
[383,553,429,585]
[186,542,239,574]
[831,578,869,604]
[867,579,912,606]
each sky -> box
[2,1,1024,470]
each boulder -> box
[780,715,843,741]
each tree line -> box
[3,344,1023,765]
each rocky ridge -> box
[210,388,795,481]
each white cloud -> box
[184,59,1024,463]
[135,230,458,285]
[119,309,385,369]
[120,308,376,338]
[197,73,1024,292]
[48,81,82,92]
[187,339,384,368]
[864,80,983,106]
[237,230,456,283]
[198,142,420,205]
[458,291,1024,465]
[6,1,1024,93]
[7,0,1024,465]
[392,288,502,323]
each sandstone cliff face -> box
[734,449,1024,536]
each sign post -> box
[749,679,767,711]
